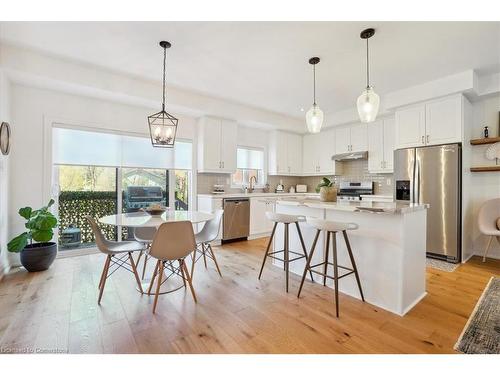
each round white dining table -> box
[98,210,215,295]
[98,210,215,227]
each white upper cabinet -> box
[368,118,395,173]
[302,129,342,176]
[395,105,426,148]
[197,117,237,173]
[395,94,463,149]
[350,123,368,152]
[268,131,302,176]
[334,126,351,154]
[425,95,462,145]
[335,123,368,154]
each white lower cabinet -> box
[249,198,274,237]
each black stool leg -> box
[332,231,340,318]
[295,222,314,283]
[258,222,278,280]
[342,230,365,301]
[298,229,321,298]
[323,231,330,286]
[284,223,290,293]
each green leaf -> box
[47,199,55,208]
[7,232,28,253]
[31,229,54,243]
[19,207,33,220]
[35,214,58,230]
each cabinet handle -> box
[426,135,429,143]
[421,135,425,144]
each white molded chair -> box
[85,216,145,304]
[133,226,157,279]
[477,198,500,262]
[191,209,224,278]
[147,221,198,313]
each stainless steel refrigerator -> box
[394,143,461,263]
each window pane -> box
[58,165,117,250]
[233,147,265,186]
[174,170,190,211]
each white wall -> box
[469,94,500,259]
[8,83,197,242]
[0,70,11,275]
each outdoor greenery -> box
[58,191,117,244]
[8,199,59,252]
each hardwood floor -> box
[0,238,498,354]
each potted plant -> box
[315,177,337,202]
[7,199,58,272]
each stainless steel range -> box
[337,181,374,202]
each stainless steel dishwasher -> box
[222,198,250,242]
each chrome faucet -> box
[248,175,258,193]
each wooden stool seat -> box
[298,218,364,317]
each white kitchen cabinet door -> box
[302,133,319,174]
[318,129,337,174]
[368,120,384,173]
[335,126,351,154]
[350,123,368,152]
[220,120,237,173]
[287,133,303,175]
[383,118,395,172]
[425,95,462,145]
[197,117,222,172]
[250,198,274,236]
[395,105,426,149]
[268,131,288,175]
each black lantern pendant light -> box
[148,41,178,148]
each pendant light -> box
[357,28,380,123]
[148,41,178,148]
[306,57,324,133]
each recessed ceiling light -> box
[300,108,304,112]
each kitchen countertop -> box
[276,197,428,214]
[198,192,318,199]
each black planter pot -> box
[20,242,57,272]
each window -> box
[52,126,193,251]
[231,147,265,187]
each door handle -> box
[426,135,429,144]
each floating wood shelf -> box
[470,137,500,145]
[470,166,500,172]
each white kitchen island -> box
[271,198,428,316]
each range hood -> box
[332,151,368,161]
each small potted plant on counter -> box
[7,199,58,272]
[315,177,337,202]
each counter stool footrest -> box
[267,254,306,263]
[309,268,355,280]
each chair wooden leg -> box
[98,254,109,290]
[152,261,164,314]
[141,253,149,280]
[207,243,223,277]
[284,223,290,293]
[190,247,197,279]
[295,222,314,283]
[483,235,493,262]
[179,260,187,287]
[98,255,111,305]
[201,243,208,268]
[258,222,277,280]
[343,230,364,301]
[332,232,340,318]
[323,231,330,286]
[181,260,197,303]
[298,229,321,298]
[148,260,160,295]
[128,252,143,294]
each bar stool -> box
[297,217,364,317]
[258,212,314,292]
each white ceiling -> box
[1,21,499,118]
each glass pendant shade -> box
[357,86,380,123]
[306,103,324,133]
